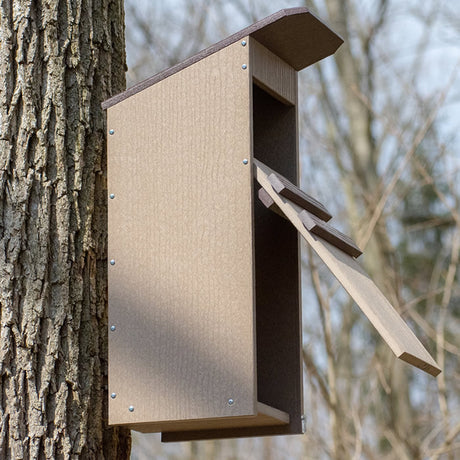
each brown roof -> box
[102,7,343,109]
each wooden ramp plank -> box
[300,210,362,258]
[255,159,441,377]
[257,187,287,219]
[268,171,332,221]
[259,184,361,257]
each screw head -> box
[109,193,115,199]
[109,129,115,135]
[110,325,116,331]
[129,406,134,412]
[242,159,249,165]
[110,259,115,265]
[241,40,247,46]
[242,64,247,70]
[111,393,117,399]
[227,398,234,406]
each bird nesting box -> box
[102,8,440,442]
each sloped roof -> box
[102,7,343,109]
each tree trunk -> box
[0,0,130,458]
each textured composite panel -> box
[107,39,256,427]
[250,38,297,105]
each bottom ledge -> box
[124,402,289,435]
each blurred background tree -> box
[124,1,460,458]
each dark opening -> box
[252,82,302,433]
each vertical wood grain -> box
[107,39,256,426]
[251,38,297,105]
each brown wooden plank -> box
[250,9,343,71]
[300,210,362,258]
[102,8,343,109]
[251,38,296,105]
[255,159,441,377]
[108,40,257,428]
[268,172,332,221]
[257,187,286,219]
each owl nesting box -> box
[102,8,440,442]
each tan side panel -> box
[107,39,255,427]
[251,38,297,105]
[255,159,441,377]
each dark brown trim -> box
[268,172,332,222]
[300,210,363,258]
[102,8,343,109]
[257,188,287,220]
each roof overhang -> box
[102,8,343,109]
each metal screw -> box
[241,40,247,46]
[110,259,115,265]
[242,159,248,165]
[109,193,115,199]
[111,393,117,399]
[242,64,247,70]
[227,398,234,406]
[109,129,115,135]
[129,406,134,412]
[110,325,116,331]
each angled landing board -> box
[254,159,441,377]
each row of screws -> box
[109,40,245,414]
[108,39,249,136]
[109,400,234,413]
[106,153,246,269]
[242,40,247,70]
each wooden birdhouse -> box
[102,8,440,442]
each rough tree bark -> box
[0,0,131,458]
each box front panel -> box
[162,37,304,442]
[107,40,255,427]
